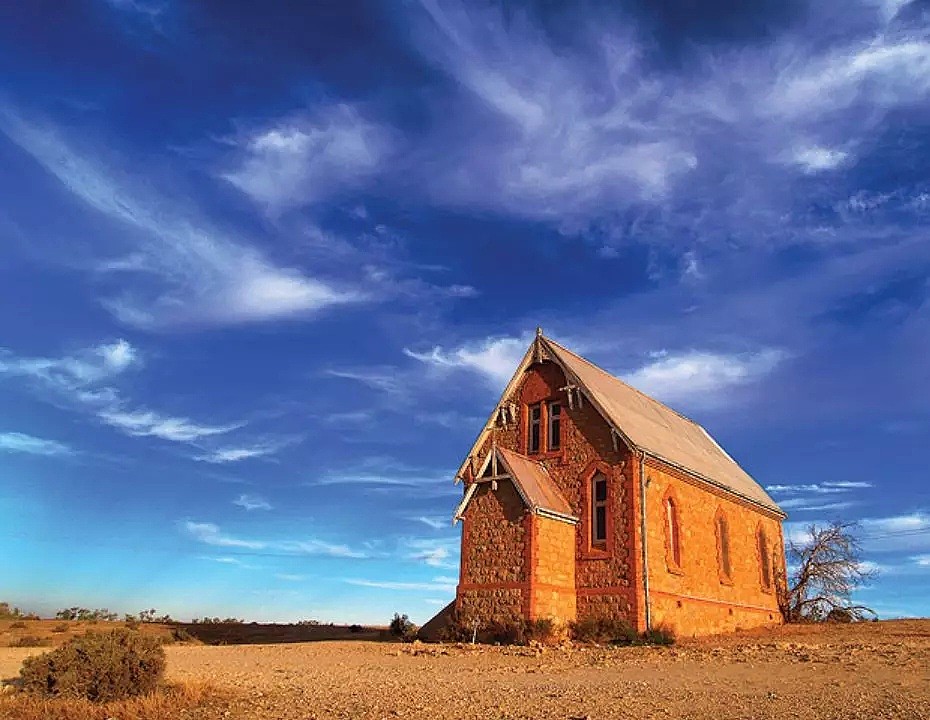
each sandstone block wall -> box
[643,458,785,637]
[457,479,528,623]
[530,514,577,622]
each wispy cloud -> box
[99,408,240,442]
[344,577,456,593]
[0,339,138,392]
[0,109,362,328]
[183,521,367,559]
[324,368,406,396]
[195,445,280,464]
[403,335,527,388]
[0,432,73,457]
[222,103,392,213]
[403,537,459,569]
[412,516,446,530]
[621,349,786,410]
[233,494,272,511]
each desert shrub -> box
[0,681,219,720]
[526,617,556,643]
[642,625,675,646]
[19,628,165,702]
[348,624,363,634]
[51,624,69,634]
[484,619,528,645]
[10,621,27,629]
[570,616,638,645]
[389,613,418,642]
[171,627,194,643]
[124,619,140,630]
[10,636,49,648]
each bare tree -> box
[778,521,877,622]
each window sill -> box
[719,577,734,587]
[666,564,684,576]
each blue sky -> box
[1,0,929,624]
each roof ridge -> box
[542,335,703,429]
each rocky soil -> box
[2,620,928,719]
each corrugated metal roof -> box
[542,337,782,515]
[496,447,576,520]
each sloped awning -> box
[453,446,578,525]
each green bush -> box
[389,613,418,642]
[570,616,638,645]
[642,625,675,646]
[19,628,166,702]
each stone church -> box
[444,330,786,637]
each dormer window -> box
[547,401,562,450]
[528,403,541,454]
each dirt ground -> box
[2,620,928,719]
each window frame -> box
[757,525,772,591]
[664,492,683,573]
[591,472,608,547]
[547,401,562,451]
[527,403,542,454]
[715,509,732,584]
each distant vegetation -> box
[0,602,38,620]
[190,617,245,624]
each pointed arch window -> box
[757,526,772,591]
[591,472,608,547]
[715,511,732,582]
[664,495,682,570]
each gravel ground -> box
[2,620,928,719]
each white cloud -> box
[0,109,361,328]
[325,368,405,396]
[184,521,265,549]
[409,1,697,219]
[621,349,786,409]
[0,339,139,392]
[0,340,250,450]
[233,494,272,511]
[99,408,240,442]
[183,520,366,559]
[274,574,306,582]
[413,516,446,530]
[791,146,849,173]
[767,481,873,495]
[194,445,278,464]
[0,432,72,457]
[344,577,457,593]
[862,512,930,535]
[403,335,527,387]
[223,103,391,212]
[403,538,459,569]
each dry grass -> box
[0,682,225,720]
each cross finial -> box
[535,326,543,338]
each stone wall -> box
[464,359,637,626]
[456,479,528,623]
[530,514,577,623]
[643,457,786,637]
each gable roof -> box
[454,446,577,524]
[541,337,782,515]
[456,332,783,517]
[496,447,575,520]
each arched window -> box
[716,512,731,581]
[664,495,681,569]
[757,526,772,590]
[591,472,608,546]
